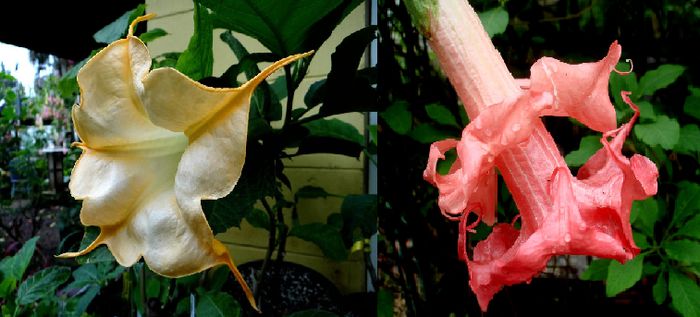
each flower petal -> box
[529,42,621,132]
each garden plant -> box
[1,1,377,316]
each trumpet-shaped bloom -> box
[58,15,310,310]
[419,2,658,311]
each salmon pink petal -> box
[529,42,622,132]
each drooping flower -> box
[58,15,311,310]
[416,0,659,311]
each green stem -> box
[139,264,148,317]
[255,197,277,303]
[283,65,296,127]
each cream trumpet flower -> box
[58,15,312,310]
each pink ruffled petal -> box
[530,42,622,132]
[426,42,660,311]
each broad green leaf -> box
[675,124,700,154]
[425,103,460,128]
[0,237,38,297]
[669,269,700,317]
[70,285,100,317]
[637,64,685,97]
[220,31,282,121]
[203,143,276,233]
[633,232,650,249]
[245,208,270,230]
[609,69,637,111]
[93,4,145,44]
[580,259,610,281]
[76,227,116,264]
[606,255,644,297]
[289,223,348,261]
[287,310,339,317]
[381,101,412,135]
[409,124,454,144]
[16,266,71,305]
[653,273,668,305]
[327,213,344,230]
[341,194,378,242]
[677,214,700,239]
[176,2,213,81]
[199,0,361,56]
[138,28,168,43]
[295,185,332,200]
[636,101,656,121]
[378,289,394,317]
[664,240,700,263]
[195,291,241,317]
[318,27,379,116]
[673,182,700,226]
[632,198,660,237]
[565,136,602,167]
[478,7,509,38]
[634,115,680,150]
[297,119,365,158]
[684,87,700,120]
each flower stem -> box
[421,0,566,223]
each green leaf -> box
[246,208,270,230]
[633,232,650,249]
[203,143,276,233]
[195,291,241,317]
[378,289,394,317]
[653,272,668,305]
[138,28,168,43]
[296,186,337,200]
[609,69,637,111]
[477,7,509,38]
[565,136,602,167]
[176,2,214,81]
[632,198,660,237]
[76,227,116,264]
[286,309,339,317]
[0,237,38,297]
[677,214,700,239]
[580,258,610,281]
[220,31,282,121]
[289,223,348,261]
[408,124,454,144]
[297,119,365,158]
[634,115,680,150]
[664,240,700,263]
[636,101,656,121]
[341,194,378,242]
[425,103,460,128]
[93,4,145,44]
[684,87,700,121]
[199,0,361,56]
[673,182,700,227]
[676,124,700,154]
[669,269,700,317]
[16,266,70,306]
[637,64,685,97]
[606,255,644,297]
[381,101,412,135]
[318,27,379,116]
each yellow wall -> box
[145,1,369,294]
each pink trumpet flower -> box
[418,0,659,311]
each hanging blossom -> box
[414,0,659,311]
[58,14,311,310]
